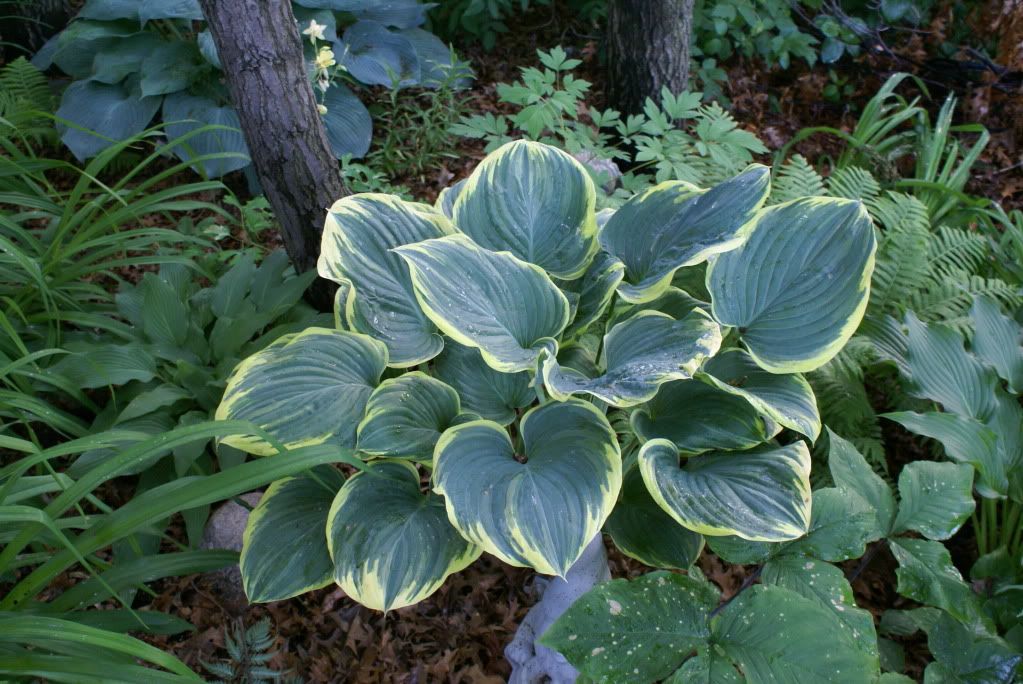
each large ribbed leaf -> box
[321,83,373,158]
[162,93,251,178]
[56,81,160,160]
[889,538,985,626]
[827,430,896,537]
[698,348,820,440]
[782,488,880,562]
[631,380,771,455]
[452,140,597,279]
[707,197,876,373]
[338,20,420,87]
[599,166,770,303]
[432,401,621,576]
[327,461,480,611]
[970,296,1023,394]
[542,309,722,407]
[240,467,344,602]
[395,234,570,373]
[356,372,461,460]
[639,440,812,541]
[892,461,975,540]
[604,466,704,570]
[215,328,386,455]
[557,251,625,341]
[430,340,532,425]
[318,194,451,367]
[607,286,707,329]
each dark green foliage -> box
[202,618,301,684]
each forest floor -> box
[143,4,1023,682]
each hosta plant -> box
[216,141,876,625]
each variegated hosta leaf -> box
[707,197,877,373]
[430,339,533,425]
[631,379,772,455]
[697,348,821,440]
[326,461,480,612]
[240,467,344,602]
[356,372,461,460]
[433,401,622,576]
[556,251,626,342]
[216,328,386,455]
[639,439,812,541]
[317,194,452,367]
[395,234,570,373]
[606,286,707,329]
[599,165,770,303]
[435,178,466,220]
[542,309,722,408]
[451,139,598,279]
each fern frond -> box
[866,193,931,320]
[926,224,988,281]
[909,275,1022,334]
[769,154,826,204]
[0,57,53,111]
[827,166,881,202]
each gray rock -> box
[572,150,623,194]
[200,491,263,614]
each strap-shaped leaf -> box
[604,466,704,570]
[318,194,452,367]
[892,461,975,540]
[356,372,461,460]
[542,309,722,407]
[639,440,811,541]
[216,328,386,455]
[430,339,532,425]
[556,251,625,341]
[707,197,876,373]
[631,379,771,455]
[698,348,821,440]
[326,461,480,612]
[451,140,598,279]
[970,296,1023,394]
[599,166,770,303]
[395,234,570,373]
[433,401,621,576]
[240,467,344,602]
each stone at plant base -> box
[200,491,263,615]
[573,151,623,194]
[506,534,612,683]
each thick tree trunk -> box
[197,0,346,300]
[607,0,695,115]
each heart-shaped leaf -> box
[970,296,1023,394]
[57,81,161,160]
[319,194,451,367]
[542,309,722,407]
[430,339,533,425]
[827,430,896,537]
[599,165,770,303]
[327,461,480,611]
[556,251,625,342]
[357,372,461,460]
[338,20,420,87]
[452,140,598,279]
[321,83,373,159]
[433,401,621,576]
[707,197,876,373]
[395,234,570,373]
[162,93,251,178]
[216,328,386,455]
[639,440,812,541]
[892,461,975,541]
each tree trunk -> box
[197,0,346,303]
[607,0,695,115]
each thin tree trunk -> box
[197,0,346,304]
[607,0,695,115]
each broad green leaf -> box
[827,430,896,536]
[318,194,451,367]
[665,649,742,683]
[139,42,202,97]
[327,461,480,611]
[925,613,1021,684]
[452,139,597,278]
[698,348,821,440]
[140,273,189,348]
[631,379,771,454]
[162,93,250,178]
[321,83,373,158]
[902,312,1000,421]
[542,309,722,407]
[216,328,386,455]
[56,80,160,160]
[429,339,532,425]
[599,166,770,303]
[433,401,621,576]
[540,571,719,683]
[604,466,704,570]
[356,372,460,460]
[889,538,986,627]
[711,585,880,683]
[707,197,876,373]
[52,342,158,389]
[435,178,465,220]
[705,533,773,565]
[395,234,570,373]
[557,251,625,341]
[607,287,708,329]
[970,296,1023,394]
[761,557,878,658]
[893,461,975,540]
[883,411,1006,498]
[240,467,344,602]
[783,487,881,562]
[639,440,811,541]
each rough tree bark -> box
[607,0,695,115]
[197,0,346,299]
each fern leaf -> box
[769,154,826,204]
[867,193,931,320]
[926,224,988,281]
[827,166,881,202]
